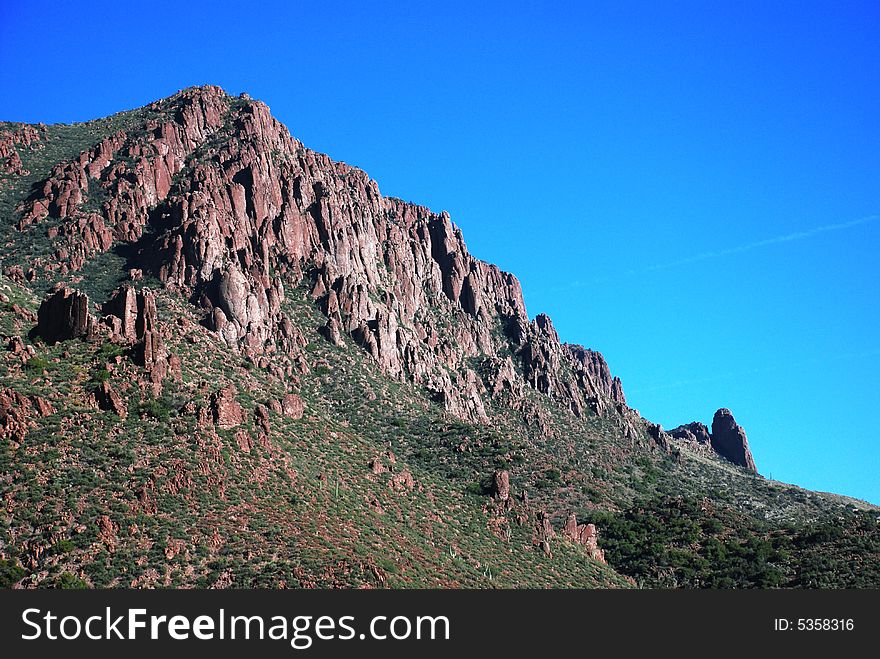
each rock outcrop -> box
[13,87,759,482]
[93,381,127,418]
[134,290,168,394]
[669,410,757,472]
[646,422,671,452]
[711,408,757,472]
[281,393,305,420]
[102,285,142,342]
[489,470,511,503]
[102,285,169,393]
[0,123,46,178]
[562,513,606,563]
[36,287,95,344]
[669,421,712,447]
[210,385,244,429]
[254,404,271,434]
[534,511,555,557]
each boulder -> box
[281,393,305,420]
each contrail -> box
[626,348,880,396]
[644,214,879,273]
[557,214,878,289]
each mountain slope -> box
[0,86,876,588]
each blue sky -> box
[2,1,878,503]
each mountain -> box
[0,86,877,589]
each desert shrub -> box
[91,368,111,383]
[0,559,25,588]
[25,355,50,371]
[56,572,89,589]
[137,396,174,422]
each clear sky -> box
[2,1,878,503]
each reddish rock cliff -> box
[15,86,638,429]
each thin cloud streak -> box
[556,214,879,290]
[643,214,879,273]
[626,348,880,396]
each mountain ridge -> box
[2,85,741,466]
[0,86,877,589]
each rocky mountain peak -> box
[10,85,641,430]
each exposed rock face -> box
[0,389,31,444]
[281,393,305,420]
[15,86,634,426]
[389,469,415,492]
[102,285,141,342]
[669,421,712,447]
[17,87,227,272]
[490,470,511,502]
[102,285,168,393]
[36,287,95,344]
[534,511,555,557]
[210,385,244,429]
[253,404,271,434]
[562,513,606,564]
[566,344,626,414]
[136,290,168,394]
[319,315,344,346]
[711,408,757,472]
[646,422,671,452]
[670,410,757,472]
[368,450,396,476]
[513,313,628,419]
[96,515,118,550]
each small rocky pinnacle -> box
[711,408,757,473]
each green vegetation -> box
[0,559,26,588]
[56,572,90,589]
[25,356,50,372]
[588,494,880,588]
